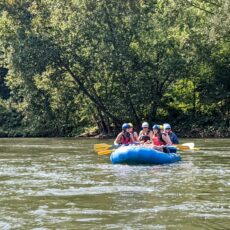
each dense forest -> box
[0,0,229,138]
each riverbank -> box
[0,125,229,138]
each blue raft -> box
[110,146,181,165]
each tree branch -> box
[58,59,122,124]
[185,0,215,14]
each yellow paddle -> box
[97,149,114,155]
[94,143,113,151]
[94,146,110,151]
[97,146,191,155]
[175,143,197,151]
[95,142,197,155]
[94,143,120,155]
[95,143,195,150]
[176,145,190,150]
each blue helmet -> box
[152,124,160,130]
[163,123,171,130]
[122,123,130,130]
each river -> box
[0,138,229,229]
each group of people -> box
[114,122,179,152]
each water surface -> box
[0,138,229,229]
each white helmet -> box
[163,123,171,130]
[142,122,149,128]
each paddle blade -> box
[94,143,111,151]
[94,143,110,147]
[94,143,120,152]
[176,143,195,151]
[94,146,110,151]
[176,145,190,150]
[182,142,195,149]
[97,149,113,155]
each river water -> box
[0,138,229,229]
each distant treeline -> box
[0,0,229,137]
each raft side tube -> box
[110,146,181,165]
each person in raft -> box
[152,125,172,152]
[163,123,179,144]
[139,122,153,143]
[114,123,134,145]
[129,123,139,142]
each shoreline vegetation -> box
[0,1,229,138]
[0,126,229,138]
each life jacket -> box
[120,131,132,144]
[139,130,151,142]
[153,133,166,146]
[169,132,179,144]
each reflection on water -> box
[0,138,229,229]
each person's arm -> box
[146,130,153,144]
[133,132,139,142]
[114,133,122,145]
[162,133,172,146]
[130,133,134,143]
[172,133,179,144]
[138,130,143,140]
[149,130,153,140]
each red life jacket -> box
[120,132,133,144]
[153,133,166,146]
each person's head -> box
[128,123,133,132]
[122,123,131,132]
[163,123,171,133]
[159,125,164,133]
[142,122,149,131]
[152,124,160,134]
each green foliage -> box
[0,67,10,99]
[0,0,229,137]
[0,98,24,137]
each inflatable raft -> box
[110,146,181,165]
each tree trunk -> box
[59,60,122,125]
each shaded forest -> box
[0,0,229,137]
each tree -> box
[0,0,229,137]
